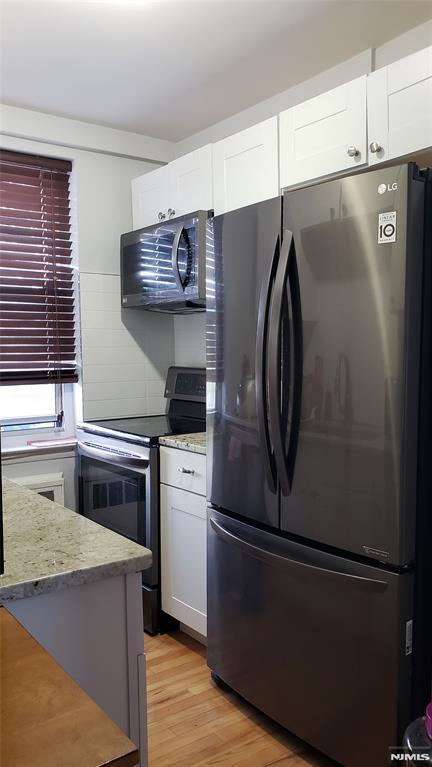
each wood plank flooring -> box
[146,630,336,767]
[0,607,139,767]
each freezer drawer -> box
[207,508,413,767]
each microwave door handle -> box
[172,224,185,292]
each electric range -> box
[76,366,206,634]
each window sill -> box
[2,440,77,462]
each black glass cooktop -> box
[83,414,205,446]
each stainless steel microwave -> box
[120,210,210,313]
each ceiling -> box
[0,0,431,142]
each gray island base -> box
[0,478,152,767]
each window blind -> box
[0,150,78,385]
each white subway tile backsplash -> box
[84,397,149,420]
[83,364,148,384]
[82,344,150,366]
[147,379,166,397]
[83,380,147,401]
[80,290,120,313]
[81,310,124,330]
[174,314,206,367]
[147,396,167,414]
[79,272,174,420]
[80,273,120,294]
[82,327,143,349]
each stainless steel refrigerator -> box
[206,163,432,767]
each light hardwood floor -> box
[146,630,336,767]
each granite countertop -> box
[159,432,206,455]
[0,478,152,603]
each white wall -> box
[175,50,373,156]
[0,104,174,162]
[175,19,432,158]
[374,18,432,68]
[0,123,177,426]
[174,315,206,368]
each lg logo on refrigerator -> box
[378,182,398,194]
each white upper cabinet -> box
[367,46,432,165]
[131,164,170,229]
[131,145,213,229]
[171,144,213,218]
[279,76,367,188]
[212,117,279,215]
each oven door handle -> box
[78,442,150,471]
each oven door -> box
[78,443,157,586]
[120,211,206,310]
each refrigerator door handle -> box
[255,235,279,493]
[268,231,292,495]
[286,235,303,486]
[209,517,388,592]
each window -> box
[0,383,62,431]
[0,150,78,430]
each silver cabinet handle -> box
[347,145,359,157]
[167,208,176,218]
[177,467,195,475]
[158,211,166,221]
[369,141,382,154]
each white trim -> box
[1,445,76,462]
[0,103,175,163]
[14,472,65,505]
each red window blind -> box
[0,150,78,385]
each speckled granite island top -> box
[159,432,206,454]
[0,478,152,603]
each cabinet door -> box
[131,164,170,229]
[279,76,367,188]
[160,484,207,636]
[367,46,432,166]
[170,145,213,217]
[212,117,279,215]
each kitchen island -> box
[0,478,151,767]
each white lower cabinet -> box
[160,465,207,636]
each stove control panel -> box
[164,366,206,403]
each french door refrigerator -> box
[206,163,432,767]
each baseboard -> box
[180,623,207,646]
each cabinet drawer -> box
[160,446,206,496]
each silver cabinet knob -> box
[177,467,195,475]
[347,145,360,158]
[167,208,176,218]
[369,141,382,154]
[158,211,166,221]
